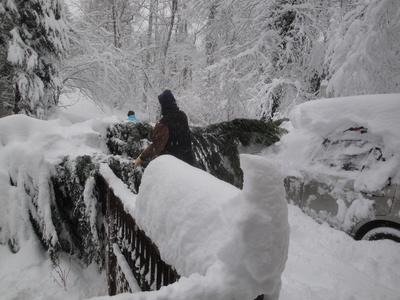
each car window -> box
[312,125,388,172]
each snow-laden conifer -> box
[1,0,68,118]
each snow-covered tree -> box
[0,0,68,118]
[187,0,328,121]
[325,0,400,97]
[60,0,399,123]
[62,0,201,121]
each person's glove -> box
[133,157,143,168]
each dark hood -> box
[158,90,179,115]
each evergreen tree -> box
[0,0,67,118]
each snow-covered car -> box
[279,94,400,242]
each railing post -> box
[156,257,162,290]
[150,250,156,288]
[106,187,117,296]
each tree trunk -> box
[13,82,21,114]
[111,0,120,48]
[161,0,178,72]
[176,1,191,88]
[205,2,219,65]
[143,0,155,112]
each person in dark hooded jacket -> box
[133,90,194,167]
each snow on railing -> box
[96,171,180,295]
[95,155,288,300]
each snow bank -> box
[91,154,289,300]
[135,155,240,276]
[53,91,120,124]
[0,113,114,251]
[0,236,107,300]
[281,205,400,300]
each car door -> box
[284,176,304,207]
[361,180,397,216]
[301,178,340,224]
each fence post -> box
[106,187,117,295]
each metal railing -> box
[96,173,264,299]
[97,175,179,295]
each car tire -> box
[361,226,400,242]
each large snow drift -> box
[0,113,118,254]
[0,237,106,300]
[93,154,289,300]
[280,205,400,300]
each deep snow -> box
[0,237,106,300]
[130,154,289,300]
[281,206,400,300]
[1,204,398,300]
[0,95,399,300]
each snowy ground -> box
[0,237,106,300]
[0,94,399,300]
[1,204,398,300]
[281,206,400,300]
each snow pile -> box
[0,113,115,251]
[91,154,289,300]
[135,155,239,276]
[53,91,120,124]
[3,200,399,300]
[0,236,106,300]
[281,205,400,300]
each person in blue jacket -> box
[127,110,137,122]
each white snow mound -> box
[0,114,115,250]
[92,154,289,300]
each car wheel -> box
[361,226,400,242]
